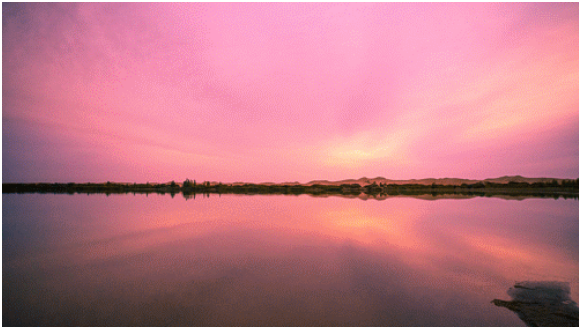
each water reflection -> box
[3,194,579,326]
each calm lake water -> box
[3,193,579,326]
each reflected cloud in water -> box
[3,194,578,326]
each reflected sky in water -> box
[3,194,579,326]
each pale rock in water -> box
[492,281,579,327]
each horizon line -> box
[4,175,578,186]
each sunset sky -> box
[3,3,579,183]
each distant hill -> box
[304,176,568,187]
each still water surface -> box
[3,194,579,326]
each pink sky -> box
[3,3,579,183]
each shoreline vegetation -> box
[3,176,579,200]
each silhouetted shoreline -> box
[3,179,579,200]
